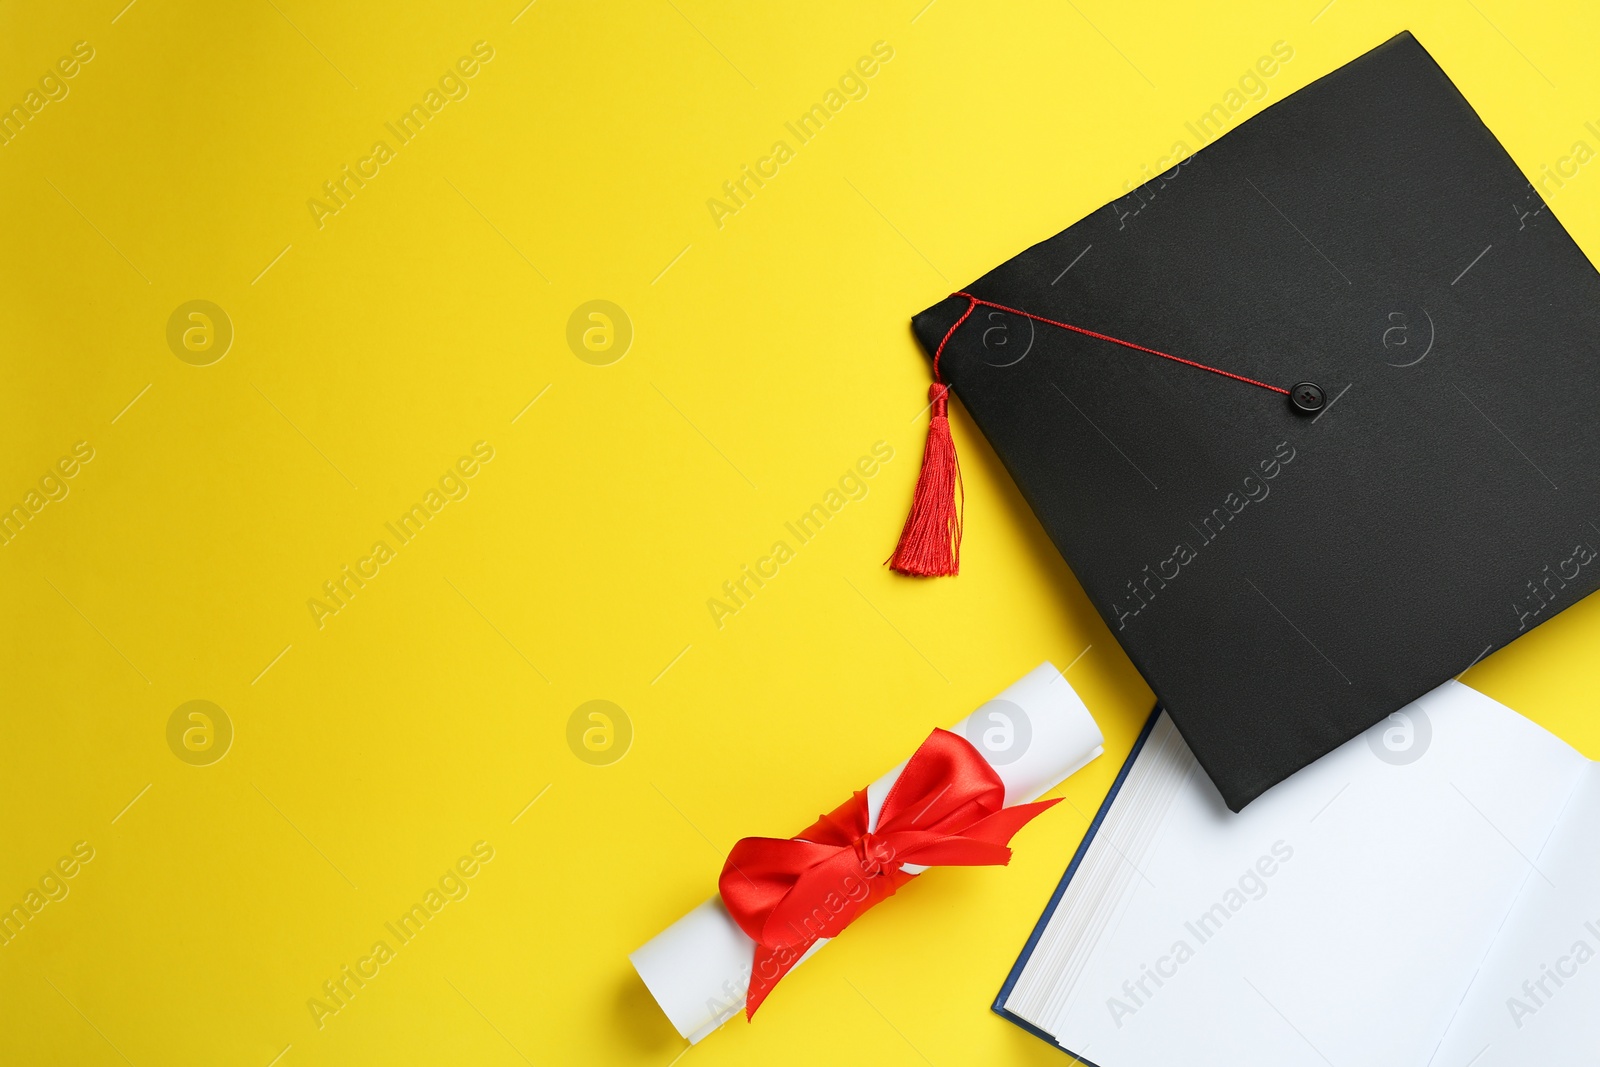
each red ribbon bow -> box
[718,728,1060,1018]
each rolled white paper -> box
[630,661,1105,1043]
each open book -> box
[997,681,1600,1066]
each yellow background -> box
[3,0,1599,1063]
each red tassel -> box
[889,382,963,576]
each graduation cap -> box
[891,31,1600,810]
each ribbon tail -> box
[895,837,1016,867]
[895,797,1061,867]
[745,942,806,1020]
[960,796,1061,847]
[743,853,910,1020]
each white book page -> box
[1018,682,1587,1067]
[1429,765,1600,1067]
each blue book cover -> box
[991,706,1162,1065]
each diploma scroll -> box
[629,661,1105,1042]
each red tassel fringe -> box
[889,382,963,576]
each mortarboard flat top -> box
[909,31,1600,810]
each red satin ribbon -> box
[718,728,1060,1018]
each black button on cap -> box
[1289,382,1326,414]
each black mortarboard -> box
[891,31,1600,810]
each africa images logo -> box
[1379,305,1434,367]
[306,42,495,230]
[1366,706,1431,766]
[1512,535,1598,633]
[963,699,1031,766]
[704,42,895,230]
[1106,841,1295,1028]
[978,308,1033,367]
[1112,441,1298,630]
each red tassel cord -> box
[889,292,1290,578]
